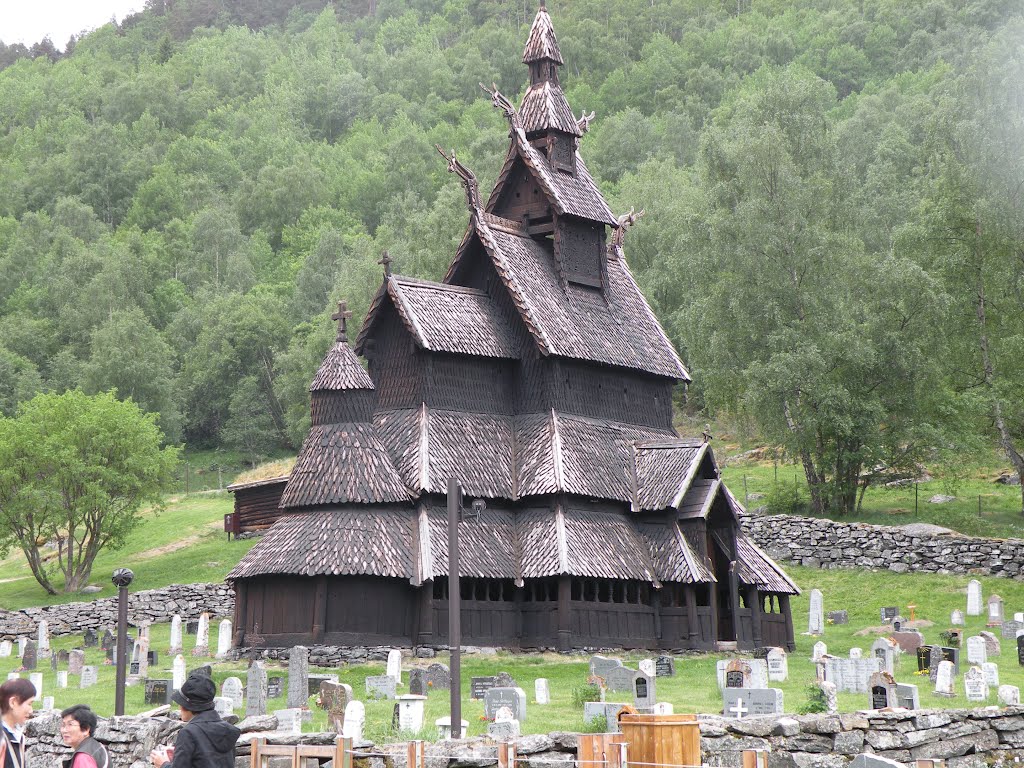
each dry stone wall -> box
[742,513,1024,578]
[0,583,234,640]
[23,708,1024,768]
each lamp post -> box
[112,567,134,716]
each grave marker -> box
[408,669,427,696]
[880,607,898,624]
[56,671,68,689]
[36,621,49,656]
[426,663,450,690]
[366,675,396,700]
[68,650,84,676]
[808,589,824,635]
[274,708,301,735]
[471,677,497,699]
[29,673,42,697]
[589,655,623,680]
[1002,620,1023,640]
[722,688,784,718]
[173,655,186,691]
[146,679,172,705]
[638,659,656,677]
[654,656,675,677]
[222,677,243,710]
[767,648,788,682]
[21,640,36,671]
[267,676,283,699]
[216,620,232,658]
[633,671,656,708]
[83,629,98,648]
[169,616,182,654]
[386,649,402,684]
[871,637,897,675]
[535,678,550,704]
[998,684,1020,706]
[827,610,848,625]
[981,630,1001,657]
[967,636,987,665]
[895,683,919,710]
[988,594,1005,627]
[868,671,897,709]
[192,612,210,656]
[483,687,527,722]
[246,661,268,717]
[891,630,925,654]
[951,609,965,626]
[213,697,233,717]
[967,579,983,616]
[0,642,10,658]
[964,666,988,701]
[80,666,97,688]
[934,660,955,697]
[320,681,352,733]
[343,700,365,741]
[287,646,309,708]
[811,641,827,661]
[396,694,427,732]
[983,661,999,689]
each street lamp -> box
[112,567,134,716]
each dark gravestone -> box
[105,648,115,663]
[130,662,140,675]
[58,650,70,668]
[892,619,902,632]
[917,646,932,672]
[22,640,37,671]
[655,656,675,677]
[725,671,745,688]
[147,650,159,666]
[871,685,889,710]
[494,671,518,688]
[308,674,338,697]
[101,630,114,651]
[471,676,497,700]
[928,645,944,683]
[1017,635,1024,667]
[145,679,172,705]
[828,610,849,625]
[186,620,199,635]
[426,663,451,690]
[267,677,283,698]
[881,607,898,623]
[83,629,98,648]
[409,669,428,696]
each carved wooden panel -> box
[556,217,604,286]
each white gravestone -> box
[967,635,987,665]
[849,648,862,659]
[29,673,42,697]
[998,685,1020,706]
[722,688,784,718]
[42,696,53,711]
[18,638,27,657]
[214,697,233,717]
[535,678,550,705]
[808,589,824,635]
[193,612,210,656]
[964,666,988,702]
[638,659,656,677]
[652,702,673,715]
[983,662,999,689]
[274,708,302,735]
[222,677,244,710]
[951,609,965,626]
[767,648,788,682]
[343,701,365,741]
[1016,612,1024,623]
[0,642,10,657]
[871,638,897,676]
[173,654,186,691]
[934,660,955,697]
[36,621,49,655]
[967,579,983,616]
[396,694,427,732]
[6,674,18,682]
[812,641,827,661]
[169,615,183,653]
[216,620,232,658]
[56,671,68,689]
[386,649,402,684]
[80,666,98,689]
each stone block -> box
[771,717,800,737]
[910,727,999,759]
[832,730,864,754]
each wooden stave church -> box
[226,4,798,653]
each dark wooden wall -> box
[232,481,287,532]
[550,359,674,429]
[367,306,424,409]
[311,390,376,426]
[492,158,551,223]
[424,353,514,414]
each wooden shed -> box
[227,4,797,652]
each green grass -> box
[721,458,1024,539]
[0,493,246,610]
[11,565,1024,736]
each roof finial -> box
[480,83,519,130]
[378,251,393,277]
[609,207,645,255]
[331,300,353,342]
[435,145,481,211]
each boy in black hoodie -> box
[150,672,240,768]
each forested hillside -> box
[1,0,1022,515]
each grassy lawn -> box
[9,565,1024,739]
[0,493,247,610]
[720,457,1024,539]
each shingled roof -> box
[634,441,708,511]
[310,341,374,391]
[459,217,689,379]
[522,4,563,64]
[356,274,519,359]
[520,80,580,137]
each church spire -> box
[522,3,563,72]
[519,4,581,139]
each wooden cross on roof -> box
[332,300,353,342]
[378,251,393,277]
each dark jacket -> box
[63,736,109,768]
[1,724,26,768]
[168,711,239,768]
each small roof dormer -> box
[520,3,581,141]
[310,301,375,426]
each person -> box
[149,672,239,768]
[0,677,35,768]
[60,706,109,768]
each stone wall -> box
[24,708,1024,768]
[742,513,1024,578]
[0,583,234,640]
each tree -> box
[0,390,178,594]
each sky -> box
[0,0,144,50]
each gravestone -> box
[246,661,268,717]
[80,666,98,688]
[426,663,450,690]
[998,684,1020,706]
[471,677,497,699]
[343,700,365,741]
[50,654,57,672]
[274,708,301,735]
[981,631,1001,657]
[169,616,183,654]
[633,671,656,708]
[17,638,26,658]
[951,609,965,626]
[589,655,623,680]
[287,646,309,708]
[607,666,640,693]
[869,671,897,709]
[967,635,987,665]
[37,621,49,656]
[186,620,199,635]
[192,612,210,656]
[964,666,988,701]
[891,630,925,654]
[849,647,863,659]
[891,617,904,632]
[1002,620,1023,640]
[41,696,54,711]
[983,661,999,689]
[928,645,944,682]
[823,657,882,693]
[722,688,784,718]
[396,694,427,732]
[808,589,824,635]
[214,697,233,717]
[494,671,518,688]
[83,629,98,648]
[308,673,338,697]
[21,640,36,671]
[535,678,550,704]
[29,673,42,697]
[320,681,352,733]
[967,579,983,615]
[988,594,1004,627]
[827,610,848,625]
[222,677,243,710]
[56,650,69,669]
[724,659,752,689]
[871,637,897,675]
[483,687,527,722]
[895,683,919,710]
[366,675,396,700]
[654,656,675,677]
[68,650,84,676]
[1018,635,1024,666]
[101,630,114,651]
[216,620,232,658]
[487,706,520,741]
[812,641,827,661]
[145,679,172,705]
[935,660,955,697]
[134,637,150,679]
[0,642,10,657]
[267,676,283,699]
[638,659,656,677]
[767,648,788,682]
[408,669,427,696]
[56,671,68,689]
[173,655,186,691]
[880,607,898,624]
[386,649,402,684]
